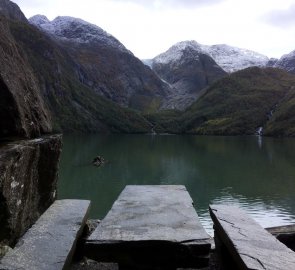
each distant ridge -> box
[150,40,269,73]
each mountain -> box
[8,18,151,133]
[29,15,128,52]
[2,1,295,137]
[150,40,269,73]
[0,15,51,138]
[264,84,295,137]
[148,67,295,136]
[29,15,169,112]
[267,58,278,67]
[200,44,269,73]
[0,0,166,133]
[272,50,295,74]
[0,0,27,22]
[152,41,227,110]
[149,40,270,110]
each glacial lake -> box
[58,134,295,235]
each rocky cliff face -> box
[152,41,227,109]
[0,135,62,246]
[0,6,62,248]
[0,16,52,138]
[29,15,169,112]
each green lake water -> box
[58,134,295,234]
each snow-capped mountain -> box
[29,14,169,110]
[153,41,204,65]
[29,15,129,53]
[201,44,269,73]
[272,50,295,74]
[152,41,227,110]
[151,40,269,73]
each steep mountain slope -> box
[152,41,227,109]
[29,15,169,112]
[0,0,27,22]
[272,50,295,74]
[264,85,295,137]
[149,67,295,136]
[0,15,51,138]
[9,19,151,133]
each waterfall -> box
[256,126,263,136]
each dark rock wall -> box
[0,7,62,247]
[0,135,62,246]
[0,16,52,138]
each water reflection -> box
[58,134,295,235]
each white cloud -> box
[111,0,225,9]
[12,0,295,59]
[263,4,295,28]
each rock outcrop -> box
[0,16,52,138]
[0,135,62,246]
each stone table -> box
[85,185,211,269]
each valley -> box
[1,0,295,137]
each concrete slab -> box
[210,205,295,270]
[0,199,91,270]
[85,185,211,268]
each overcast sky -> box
[13,0,295,59]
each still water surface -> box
[58,134,295,234]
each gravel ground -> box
[71,259,118,270]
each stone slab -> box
[266,224,295,252]
[0,199,91,270]
[266,224,295,236]
[210,205,295,270]
[85,185,211,268]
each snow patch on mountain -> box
[29,15,50,26]
[29,15,130,53]
[151,40,269,73]
[273,50,295,73]
[201,44,269,72]
[154,41,204,65]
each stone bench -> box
[209,205,295,270]
[0,199,90,270]
[85,185,212,269]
